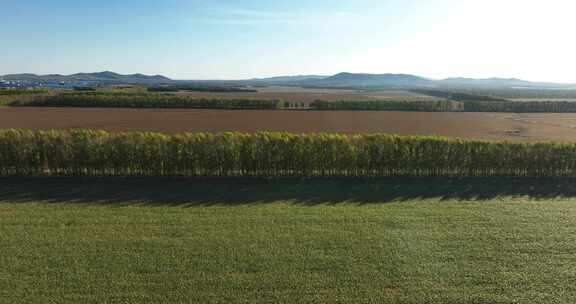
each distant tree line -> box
[0,88,48,95]
[450,88,576,100]
[463,101,576,112]
[283,101,307,109]
[8,91,576,113]
[310,100,464,111]
[310,99,576,113]
[11,94,282,109]
[410,89,507,102]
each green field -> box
[1,178,576,303]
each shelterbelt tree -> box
[2,129,576,177]
[10,94,283,109]
[311,99,576,113]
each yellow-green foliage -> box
[0,95,38,106]
[0,88,48,95]
[1,129,575,177]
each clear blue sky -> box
[2,0,575,82]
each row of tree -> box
[0,89,48,95]
[2,129,576,177]
[463,101,576,112]
[11,94,283,109]
[8,91,576,113]
[310,100,464,111]
[311,99,576,113]
[409,89,507,101]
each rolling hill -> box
[309,72,432,87]
[2,71,172,84]
[3,71,575,90]
[243,72,575,89]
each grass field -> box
[1,178,576,303]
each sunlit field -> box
[1,178,576,303]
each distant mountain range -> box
[247,72,575,89]
[2,71,575,89]
[257,73,575,89]
[306,72,431,87]
[2,71,172,84]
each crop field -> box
[2,107,576,141]
[3,88,576,303]
[2,177,576,303]
[3,86,576,302]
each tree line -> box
[0,89,48,95]
[310,100,464,111]
[463,101,576,112]
[6,91,576,112]
[10,94,282,109]
[409,89,508,102]
[2,129,576,177]
[311,99,576,113]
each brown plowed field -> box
[2,107,576,141]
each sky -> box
[1,0,576,82]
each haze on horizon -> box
[2,0,575,83]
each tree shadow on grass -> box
[0,177,576,207]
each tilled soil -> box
[1,107,576,141]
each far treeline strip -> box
[10,94,283,109]
[310,100,576,113]
[5,91,576,112]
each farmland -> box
[8,87,576,113]
[2,107,576,141]
[2,177,576,303]
[4,87,576,142]
[7,0,576,301]
[3,85,576,303]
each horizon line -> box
[2,70,576,85]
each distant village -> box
[0,77,94,89]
